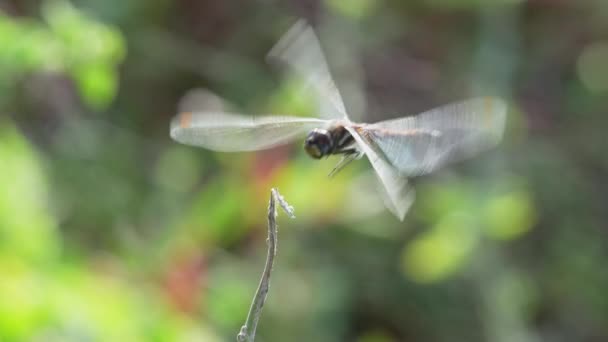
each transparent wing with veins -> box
[344,126,415,221]
[267,19,349,121]
[170,111,328,151]
[341,97,506,219]
[361,97,507,176]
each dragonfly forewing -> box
[170,111,329,152]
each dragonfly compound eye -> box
[304,129,333,159]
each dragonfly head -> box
[304,128,333,159]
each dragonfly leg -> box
[328,150,362,177]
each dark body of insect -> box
[304,125,358,159]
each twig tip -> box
[271,188,296,218]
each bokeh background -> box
[1,0,608,341]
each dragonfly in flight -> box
[170,20,507,220]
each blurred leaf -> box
[415,181,475,222]
[0,15,62,74]
[483,189,536,241]
[43,0,126,63]
[0,120,60,263]
[402,213,478,283]
[0,259,50,341]
[72,63,119,109]
[0,0,127,110]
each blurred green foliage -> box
[1,0,608,341]
[0,0,124,109]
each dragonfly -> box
[170,20,507,220]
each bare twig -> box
[237,188,295,342]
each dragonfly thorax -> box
[304,128,334,159]
[304,125,356,160]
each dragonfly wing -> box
[170,111,328,151]
[364,97,507,176]
[344,126,415,221]
[268,19,349,121]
